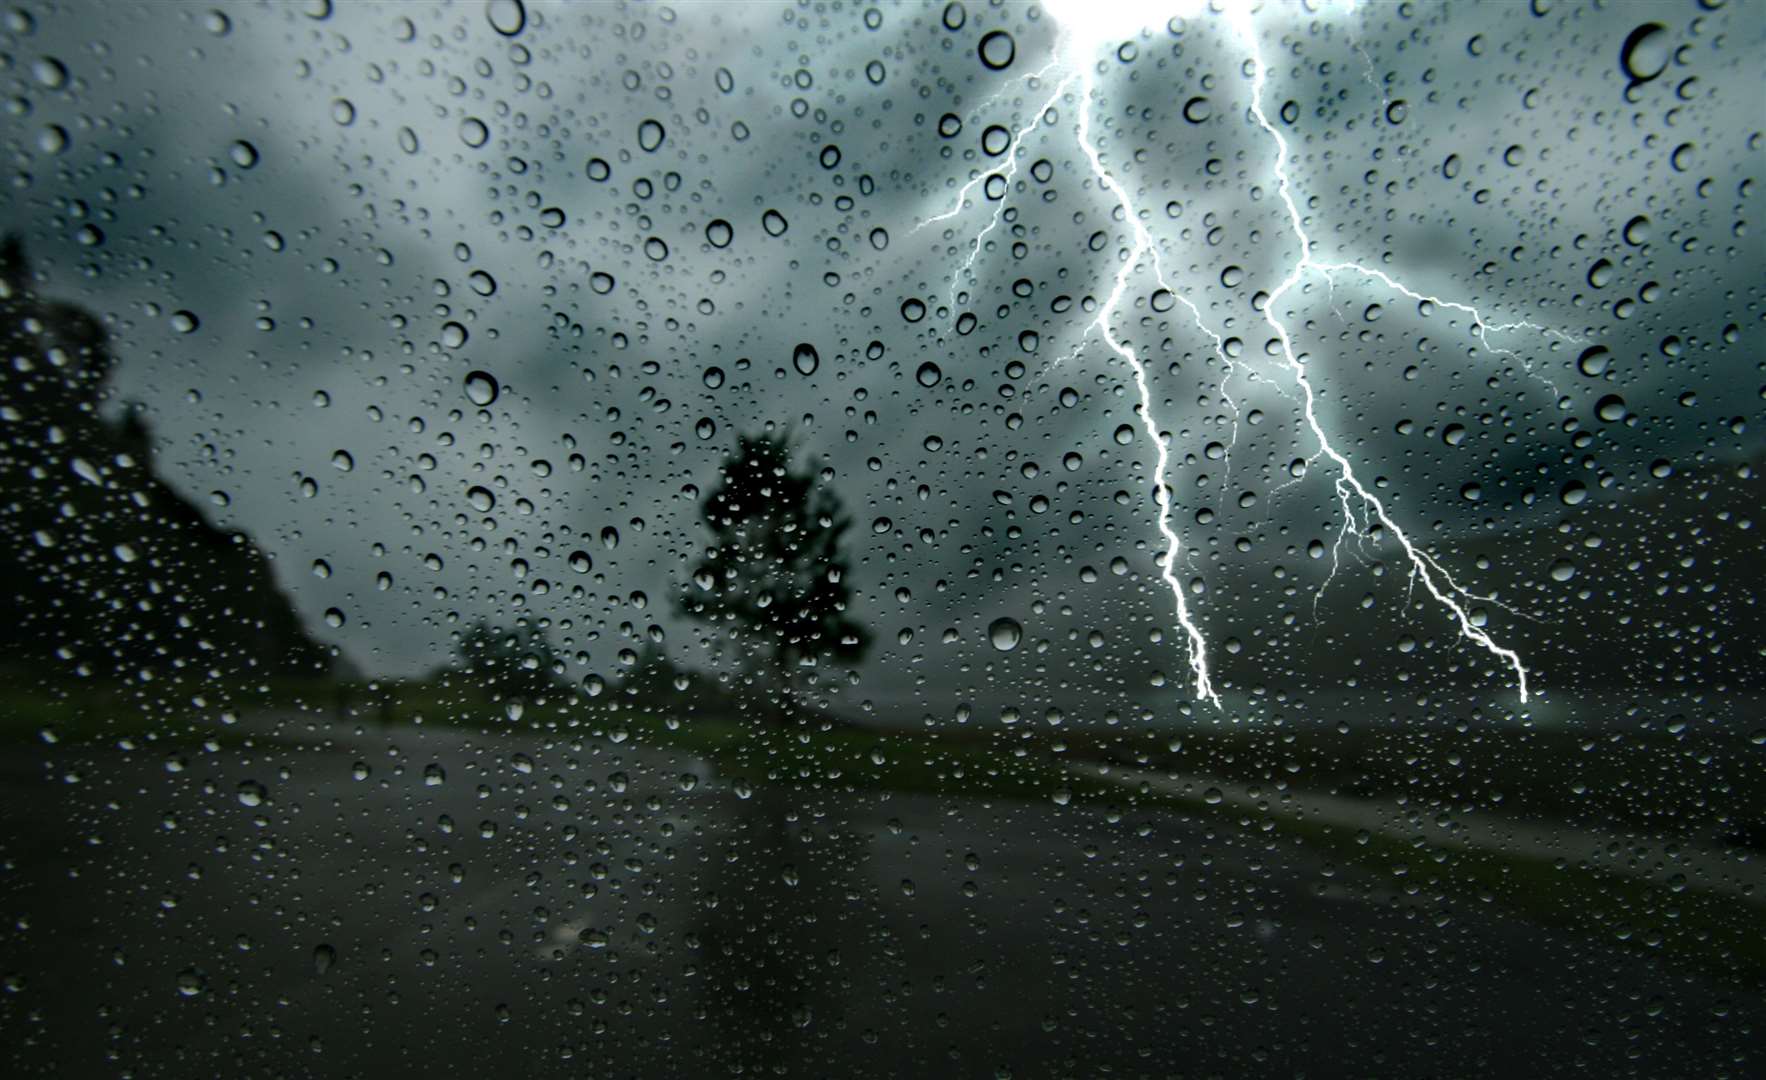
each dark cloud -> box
[3,0,1757,720]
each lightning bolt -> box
[920,3,1573,707]
[916,67,1078,308]
[1226,4,1538,702]
[1071,60,1221,707]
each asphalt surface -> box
[1,716,1760,1078]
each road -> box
[1,715,1760,1078]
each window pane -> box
[3,1,1761,1075]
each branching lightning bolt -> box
[919,3,1576,706]
[1072,60,1221,707]
[916,66,1077,308]
[1227,4,1538,702]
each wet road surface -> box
[2,717,1759,1078]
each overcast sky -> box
[3,0,1759,724]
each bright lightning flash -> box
[919,1,1567,706]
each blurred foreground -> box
[2,693,1760,1078]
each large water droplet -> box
[1619,23,1670,84]
[792,342,820,376]
[988,617,1022,652]
[978,29,1015,70]
[486,0,526,37]
[464,370,499,406]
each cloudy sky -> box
[3,0,1758,724]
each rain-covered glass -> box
[2,1,1761,1076]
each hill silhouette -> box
[0,236,337,686]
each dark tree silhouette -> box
[678,432,869,715]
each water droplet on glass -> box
[988,617,1022,652]
[486,0,526,37]
[464,370,499,406]
[978,29,1015,70]
[1619,23,1669,84]
[792,343,820,376]
[915,362,942,387]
